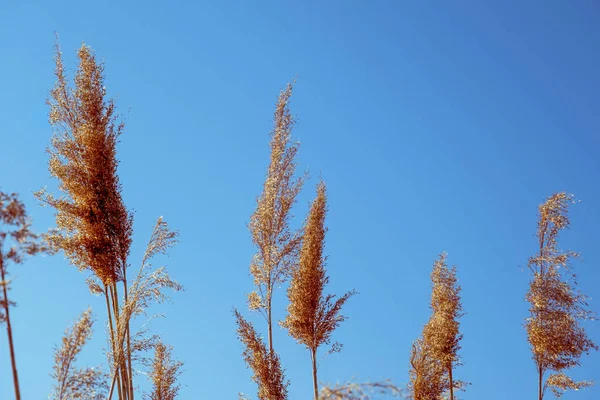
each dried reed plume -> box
[248,81,304,353]
[234,309,288,400]
[408,338,445,400]
[50,308,108,400]
[282,181,355,399]
[1,191,50,400]
[106,217,183,399]
[144,341,183,400]
[37,40,132,286]
[319,380,402,400]
[408,253,466,400]
[525,192,598,399]
[35,39,135,398]
[37,40,181,400]
[422,253,466,400]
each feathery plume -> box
[407,338,445,400]
[282,181,355,399]
[525,192,597,399]
[50,308,108,400]
[234,309,288,400]
[107,217,182,399]
[422,253,466,400]
[319,380,402,400]
[36,39,136,399]
[38,40,181,400]
[36,40,132,286]
[1,191,50,400]
[248,81,304,353]
[144,341,183,400]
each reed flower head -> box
[0,191,49,264]
[525,192,598,398]
[144,341,183,400]
[408,338,446,400]
[248,82,304,319]
[36,40,133,286]
[50,308,108,400]
[234,309,288,400]
[282,182,355,353]
[319,380,402,400]
[1,191,50,322]
[109,217,182,374]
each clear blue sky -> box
[1,1,599,399]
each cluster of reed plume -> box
[0,40,597,400]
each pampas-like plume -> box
[37,40,181,400]
[319,380,402,400]
[234,309,288,400]
[525,193,598,399]
[422,253,466,400]
[248,81,304,353]
[407,338,445,400]
[1,191,50,400]
[282,182,355,399]
[408,254,466,400]
[144,341,183,400]
[37,40,133,286]
[107,217,183,399]
[50,309,108,400]
[36,40,134,399]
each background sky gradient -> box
[1,1,599,399]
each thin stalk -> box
[448,363,454,400]
[105,287,122,400]
[1,264,21,400]
[107,364,119,400]
[110,283,129,399]
[123,264,134,400]
[108,315,137,400]
[310,347,318,400]
[537,233,545,400]
[267,295,273,354]
[538,366,543,400]
[108,258,147,400]
[108,258,160,399]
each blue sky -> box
[1,1,599,399]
